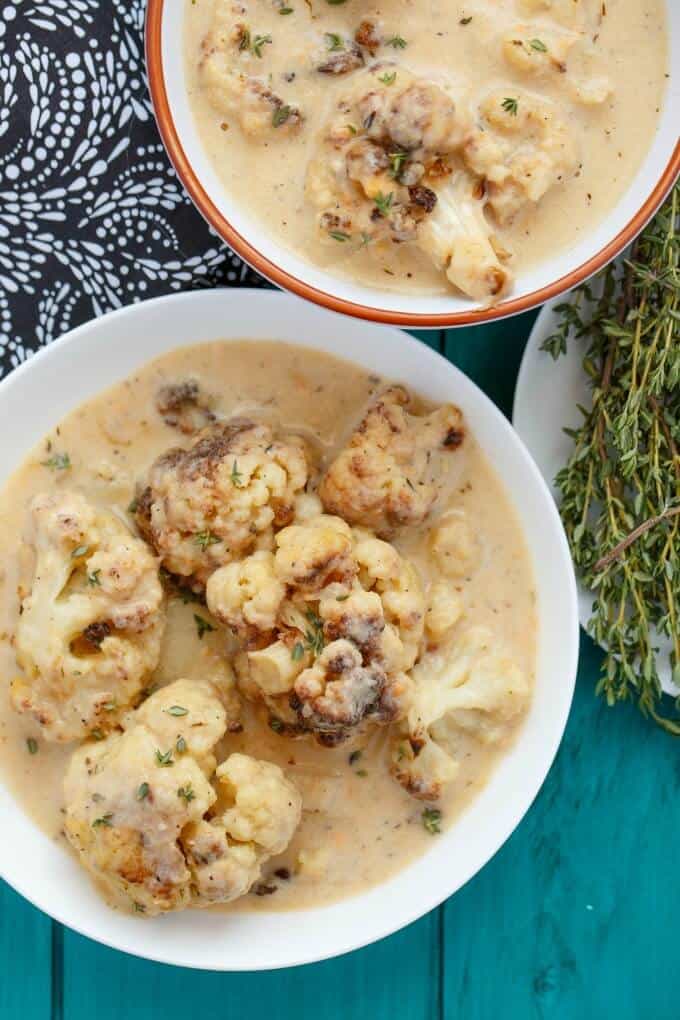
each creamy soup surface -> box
[184,0,667,301]
[0,341,536,913]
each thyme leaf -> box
[543,184,680,731]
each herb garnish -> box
[279,5,294,12]
[291,641,305,661]
[251,33,272,57]
[501,97,518,116]
[176,736,187,755]
[26,738,38,755]
[178,784,196,804]
[459,15,472,24]
[155,749,174,767]
[194,530,220,550]
[230,459,243,486]
[194,614,215,640]
[373,191,394,217]
[137,782,150,801]
[72,545,89,559]
[92,813,114,828]
[304,609,325,656]
[378,71,397,86]
[325,32,344,51]
[388,151,408,179]
[165,705,189,717]
[422,807,442,834]
[542,184,680,731]
[530,37,548,51]
[348,749,362,765]
[272,104,292,127]
[42,452,71,471]
[386,34,407,48]
[329,230,350,242]
[87,569,101,587]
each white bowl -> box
[146,2,679,328]
[0,289,579,970]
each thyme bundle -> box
[542,184,679,732]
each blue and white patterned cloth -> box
[0,0,266,377]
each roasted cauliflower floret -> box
[214,512,425,743]
[64,680,301,915]
[215,752,301,855]
[12,491,164,742]
[206,550,285,647]
[416,172,512,302]
[319,386,465,536]
[184,753,301,902]
[502,25,611,106]
[135,421,309,590]
[274,514,357,593]
[463,89,579,226]
[155,380,216,436]
[391,627,530,800]
[305,66,503,298]
[293,639,398,741]
[199,0,303,137]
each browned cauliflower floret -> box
[199,0,302,137]
[208,512,425,745]
[135,421,309,590]
[319,386,465,536]
[305,66,505,298]
[391,627,530,801]
[64,680,301,915]
[463,89,579,226]
[274,514,357,593]
[155,380,216,436]
[12,491,164,742]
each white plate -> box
[513,299,676,695]
[0,289,579,970]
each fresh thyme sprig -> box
[542,184,680,732]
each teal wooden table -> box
[2,317,678,1020]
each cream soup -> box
[0,342,535,912]
[184,0,667,301]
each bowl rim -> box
[0,290,580,970]
[145,0,680,328]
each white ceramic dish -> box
[514,298,676,696]
[0,289,579,970]
[145,1,680,328]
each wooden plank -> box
[62,911,440,1020]
[442,635,679,1020]
[443,312,539,416]
[0,880,53,1020]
